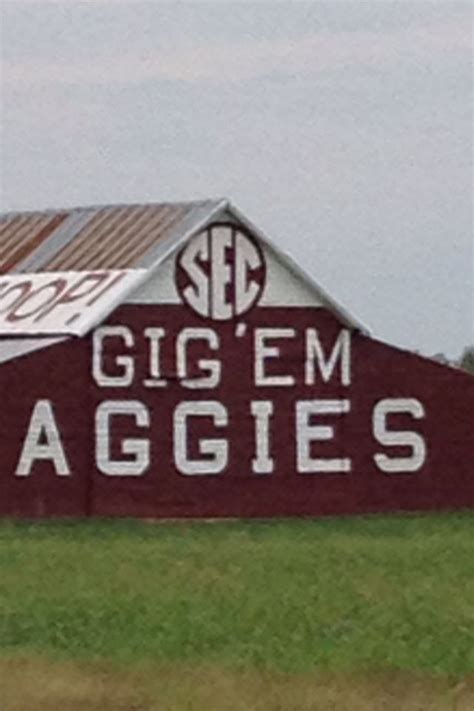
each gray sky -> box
[1,1,472,359]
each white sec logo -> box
[176,224,266,320]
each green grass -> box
[1,513,473,679]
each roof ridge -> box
[0,198,227,222]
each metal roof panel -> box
[0,200,224,274]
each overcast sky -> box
[0,1,472,358]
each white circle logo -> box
[176,224,266,320]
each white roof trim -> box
[224,203,368,333]
[141,198,229,277]
[130,198,367,332]
[0,336,67,365]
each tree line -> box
[459,346,474,375]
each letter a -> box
[16,400,70,476]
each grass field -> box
[1,514,473,709]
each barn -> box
[0,199,472,519]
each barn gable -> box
[126,230,325,309]
[0,199,363,343]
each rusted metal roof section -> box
[44,203,192,271]
[0,269,146,336]
[0,212,69,273]
[0,200,224,274]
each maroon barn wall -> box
[0,303,472,519]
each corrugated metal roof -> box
[0,200,224,274]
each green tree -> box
[459,346,474,375]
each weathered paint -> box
[0,221,472,519]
